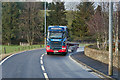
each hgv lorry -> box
[46,26,68,55]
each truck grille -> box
[50,41,62,50]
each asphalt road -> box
[1,48,101,79]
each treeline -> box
[2,2,45,45]
[70,2,120,52]
[2,2,68,45]
[2,2,120,53]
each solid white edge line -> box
[0,48,44,65]
[69,54,86,69]
[91,72,104,78]
[43,73,49,80]
[0,54,15,65]
[69,53,104,78]
[0,51,25,65]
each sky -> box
[0,0,120,11]
[1,0,120,2]
[40,0,120,2]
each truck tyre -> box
[72,50,74,52]
[47,52,50,55]
[63,52,67,56]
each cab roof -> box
[48,26,67,28]
[48,26,67,31]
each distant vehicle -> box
[67,42,79,52]
[46,26,68,55]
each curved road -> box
[1,48,101,79]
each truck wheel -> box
[63,52,67,56]
[72,50,74,52]
[47,52,50,55]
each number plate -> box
[54,50,58,52]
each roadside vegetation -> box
[2,45,44,54]
[1,1,120,55]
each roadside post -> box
[4,47,6,54]
[44,1,47,47]
[18,47,20,51]
[108,1,113,76]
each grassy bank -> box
[2,45,44,54]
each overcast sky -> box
[0,0,120,11]
[1,0,120,2]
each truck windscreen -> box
[48,32,64,39]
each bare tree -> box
[114,2,120,54]
[101,2,109,50]
[19,2,44,45]
[87,2,109,50]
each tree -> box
[19,2,44,45]
[47,2,68,26]
[2,2,20,45]
[114,2,120,54]
[87,3,109,50]
[0,2,2,45]
[71,2,94,41]
[87,5,104,49]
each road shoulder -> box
[70,51,118,80]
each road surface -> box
[1,48,102,79]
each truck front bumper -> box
[46,49,66,53]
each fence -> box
[2,45,45,54]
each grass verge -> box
[0,45,44,61]
[2,45,44,54]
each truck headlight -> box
[46,45,50,50]
[62,46,66,50]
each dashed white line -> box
[41,65,45,71]
[40,56,43,60]
[43,73,49,80]
[40,53,49,80]
[41,60,43,64]
[41,54,44,57]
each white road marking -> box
[41,54,44,57]
[0,51,26,65]
[0,48,44,65]
[40,53,49,80]
[0,54,15,65]
[41,60,43,64]
[41,55,43,57]
[41,65,45,71]
[40,56,43,60]
[91,72,104,78]
[43,73,49,80]
[69,53,104,78]
[69,54,86,69]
